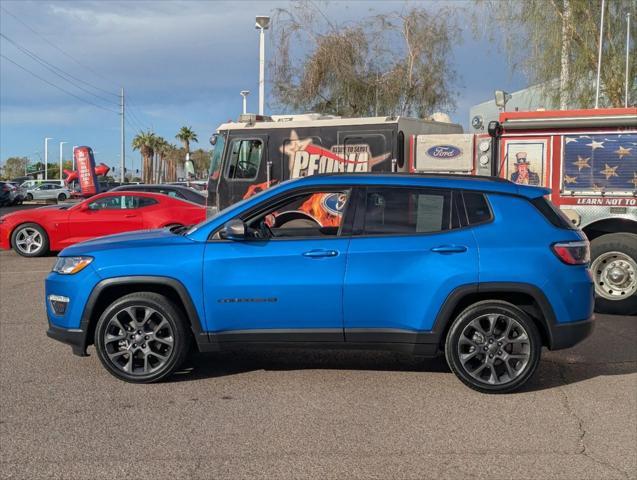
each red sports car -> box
[0,191,205,257]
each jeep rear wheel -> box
[590,233,637,315]
[94,292,190,383]
[445,300,541,394]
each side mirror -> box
[221,219,246,240]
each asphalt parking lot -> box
[0,249,635,480]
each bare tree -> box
[270,1,461,117]
[477,0,636,108]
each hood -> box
[0,204,69,222]
[60,228,196,256]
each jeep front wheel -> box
[94,292,190,383]
[445,300,542,394]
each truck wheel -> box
[445,300,541,394]
[590,233,637,315]
[94,292,190,383]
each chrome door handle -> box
[431,245,467,253]
[303,249,339,258]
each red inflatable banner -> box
[63,146,110,197]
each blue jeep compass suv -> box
[45,174,594,393]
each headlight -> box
[53,256,93,275]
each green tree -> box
[132,131,157,183]
[175,127,198,155]
[3,156,28,179]
[478,0,636,108]
[190,149,212,178]
[270,1,461,117]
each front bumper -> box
[547,315,595,350]
[46,325,88,357]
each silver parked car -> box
[25,183,71,202]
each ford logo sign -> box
[426,145,462,159]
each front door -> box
[66,194,144,244]
[202,187,353,340]
[343,186,479,341]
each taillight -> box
[552,240,590,265]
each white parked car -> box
[25,183,71,202]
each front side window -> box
[88,195,156,210]
[362,187,453,235]
[226,139,263,180]
[216,189,350,240]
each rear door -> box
[343,186,479,342]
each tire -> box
[94,292,190,383]
[57,193,67,201]
[10,223,50,257]
[26,193,33,201]
[445,300,542,394]
[590,233,637,316]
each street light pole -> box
[594,0,606,108]
[59,141,67,180]
[240,90,250,114]
[255,16,270,116]
[72,145,78,171]
[44,137,53,180]
[626,12,631,108]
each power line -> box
[0,33,119,106]
[0,5,120,97]
[1,53,119,114]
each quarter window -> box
[463,192,492,225]
[226,139,263,180]
[362,188,452,235]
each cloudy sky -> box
[0,0,526,175]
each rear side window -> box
[463,191,492,225]
[362,187,452,235]
[531,196,576,229]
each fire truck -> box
[411,108,637,315]
[206,113,462,210]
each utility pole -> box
[59,141,67,180]
[626,12,631,108]
[595,0,606,108]
[72,145,78,171]
[120,87,125,183]
[559,0,571,110]
[44,137,52,180]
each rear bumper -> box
[547,315,595,350]
[46,325,88,356]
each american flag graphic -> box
[563,133,637,191]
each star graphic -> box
[573,156,591,171]
[280,130,313,175]
[564,137,578,144]
[586,140,604,150]
[614,146,632,159]
[563,174,577,185]
[600,163,619,180]
[631,172,637,189]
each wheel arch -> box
[80,276,206,354]
[433,283,557,349]
[582,218,637,241]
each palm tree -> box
[132,131,157,183]
[175,126,198,155]
[154,137,171,183]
